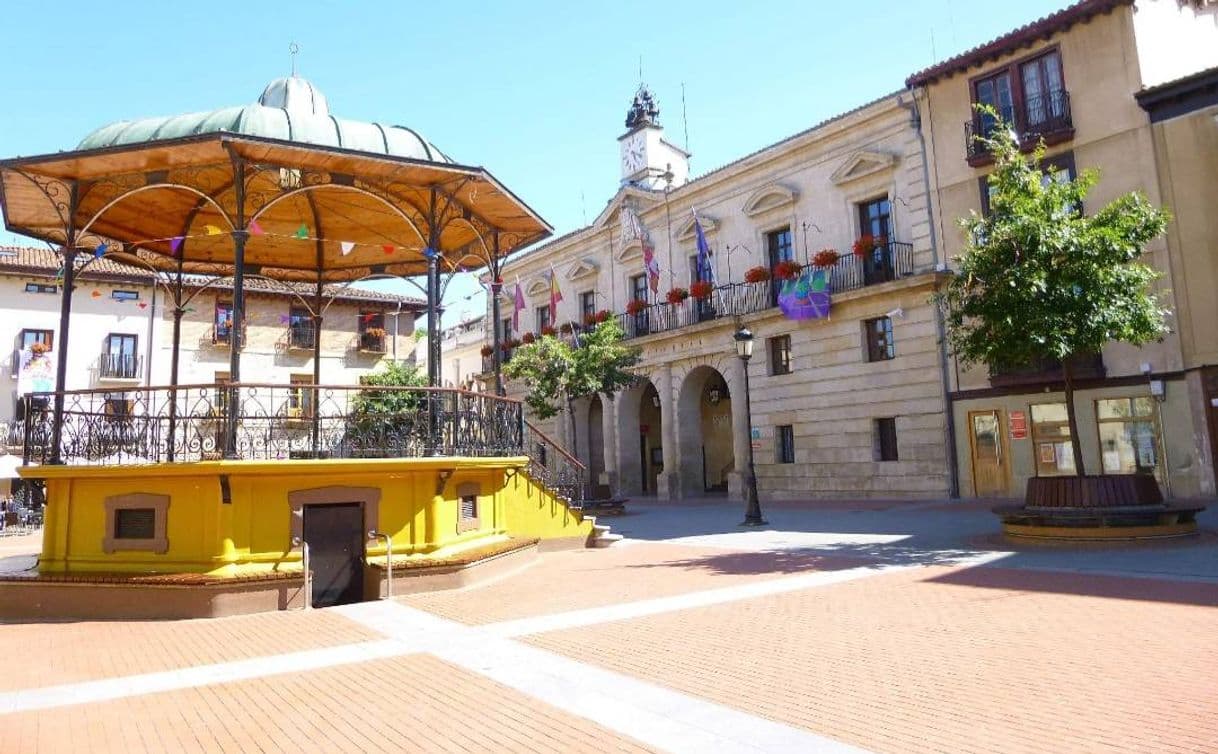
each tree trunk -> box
[567,394,578,462]
[1062,359,1087,476]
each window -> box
[103,493,170,554]
[213,371,231,415]
[768,335,792,376]
[980,152,1077,216]
[630,273,648,303]
[579,291,596,323]
[535,305,552,333]
[24,282,56,294]
[1096,397,1160,477]
[776,425,795,464]
[102,333,138,379]
[111,290,139,302]
[456,482,481,533]
[214,302,234,344]
[359,312,386,351]
[1030,403,1076,476]
[864,317,894,362]
[970,49,1068,150]
[460,495,478,520]
[858,197,895,284]
[114,508,155,539]
[20,329,54,351]
[288,374,314,418]
[288,307,314,349]
[104,397,133,420]
[500,317,512,342]
[875,418,899,462]
[765,227,793,267]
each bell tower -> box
[619,85,690,190]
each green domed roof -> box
[77,76,450,163]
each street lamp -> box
[734,326,766,526]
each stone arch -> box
[676,364,736,496]
[615,376,662,496]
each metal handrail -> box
[368,529,393,600]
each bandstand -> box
[0,76,598,619]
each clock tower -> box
[619,84,690,190]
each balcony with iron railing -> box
[98,353,143,381]
[287,323,317,351]
[357,329,387,354]
[614,242,915,340]
[965,90,1074,165]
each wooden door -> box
[303,502,365,608]
[968,410,1008,497]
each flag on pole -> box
[692,210,715,284]
[512,278,526,333]
[549,266,563,316]
[620,206,660,295]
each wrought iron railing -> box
[287,324,316,350]
[524,420,587,504]
[20,383,524,466]
[358,332,387,353]
[966,90,1073,160]
[98,353,143,380]
[612,243,914,341]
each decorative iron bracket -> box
[435,468,455,497]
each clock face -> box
[622,133,645,174]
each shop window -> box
[1030,403,1076,476]
[102,493,170,554]
[1096,397,1160,477]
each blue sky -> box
[0,0,1067,325]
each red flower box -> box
[690,280,714,300]
[773,260,803,280]
[559,322,573,334]
[666,287,689,305]
[745,266,771,283]
[521,332,536,344]
[626,299,648,315]
[853,234,887,257]
[812,248,841,268]
[540,325,557,337]
[480,345,494,357]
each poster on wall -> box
[16,346,56,398]
[1009,411,1027,440]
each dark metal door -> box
[303,503,364,608]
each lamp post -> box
[734,326,766,526]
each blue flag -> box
[692,210,714,284]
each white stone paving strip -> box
[340,600,874,754]
[0,638,405,715]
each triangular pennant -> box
[170,236,184,255]
[138,302,148,310]
[248,220,265,236]
[340,241,356,256]
[91,290,102,299]
[94,243,108,259]
[294,224,309,239]
[381,244,394,255]
[204,224,223,236]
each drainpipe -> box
[392,300,403,363]
[902,87,960,499]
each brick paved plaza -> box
[2,500,1216,753]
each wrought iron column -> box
[166,258,185,462]
[49,245,76,465]
[489,233,504,397]
[49,182,79,465]
[311,279,323,456]
[224,157,247,459]
[425,247,442,454]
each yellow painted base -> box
[1002,521,1199,541]
[19,456,593,577]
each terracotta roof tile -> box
[905,0,1134,88]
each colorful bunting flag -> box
[90,290,101,299]
[422,247,437,260]
[170,236,184,255]
[138,302,148,310]
[382,244,394,255]
[204,225,224,236]
[248,220,265,236]
[94,243,108,259]
[294,224,309,239]
[340,241,355,256]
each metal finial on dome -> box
[289,42,299,76]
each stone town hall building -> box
[496,0,1218,503]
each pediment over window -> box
[742,185,798,218]
[830,150,897,185]
[616,238,644,263]
[525,277,550,297]
[564,258,600,282]
[676,214,718,241]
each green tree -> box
[349,361,428,441]
[938,116,1170,475]
[504,320,641,453]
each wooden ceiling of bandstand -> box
[0,133,551,282]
